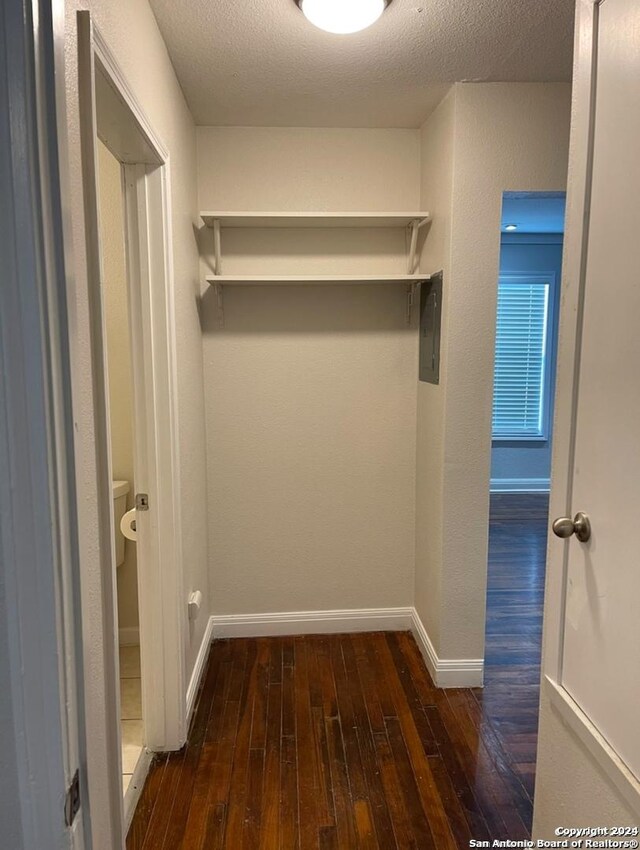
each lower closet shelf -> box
[205,273,430,286]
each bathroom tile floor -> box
[119,645,144,795]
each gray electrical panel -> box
[419,271,443,384]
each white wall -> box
[62,1,209,844]
[416,83,572,663]
[197,127,420,615]
[415,89,456,653]
[97,141,139,634]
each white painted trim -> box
[122,748,153,835]
[118,628,140,647]
[410,610,484,688]
[208,608,483,688]
[545,677,640,814]
[85,21,187,754]
[186,615,215,726]
[76,17,128,842]
[211,608,413,639]
[92,29,169,162]
[490,478,550,493]
[121,161,186,751]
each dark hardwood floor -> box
[128,494,548,849]
[483,492,549,803]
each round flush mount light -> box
[296,0,392,34]
[504,224,518,231]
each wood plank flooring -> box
[128,494,548,849]
[483,492,548,803]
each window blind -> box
[492,279,550,438]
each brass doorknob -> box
[552,512,591,543]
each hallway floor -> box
[127,495,547,849]
[483,492,548,813]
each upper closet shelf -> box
[204,274,430,285]
[200,211,431,229]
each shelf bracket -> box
[407,220,419,274]
[214,282,225,329]
[405,282,418,325]
[406,216,430,275]
[213,218,222,276]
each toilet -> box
[112,480,130,568]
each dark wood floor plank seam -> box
[166,644,225,848]
[376,634,458,850]
[125,752,170,850]
[463,688,534,821]
[384,715,437,850]
[445,688,530,839]
[325,714,359,849]
[140,746,188,850]
[224,641,259,847]
[294,637,321,850]
[341,635,397,849]
[386,633,439,756]
[423,703,492,841]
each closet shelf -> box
[200,212,431,229]
[200,211,433,327]
[204,274,431,286]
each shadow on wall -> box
[197,226,414,271]
[199,283,418,335]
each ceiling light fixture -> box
[504,224,518,231]
[296,0,392,34]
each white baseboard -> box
[210,607,414,639]
[118,626,140,646]
[410,609,484,688]
[204,607,483,690]
[186,614,215,726]
[490,477,550,493]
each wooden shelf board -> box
[200,212,431,230]
[205,274,430,286]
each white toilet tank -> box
[112,480,130,568]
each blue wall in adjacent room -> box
[490,233,564,491]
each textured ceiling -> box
[149,0,575,128]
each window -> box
[492,274,553,440]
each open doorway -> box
[484,191,566,818]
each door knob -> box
[552,512,591,543]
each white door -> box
[552,0,640,782]
[1,1,89,847]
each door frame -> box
[76,11,187,832]
[98,23,187,750]
[540,0,640,812]
[79,14,187,749]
